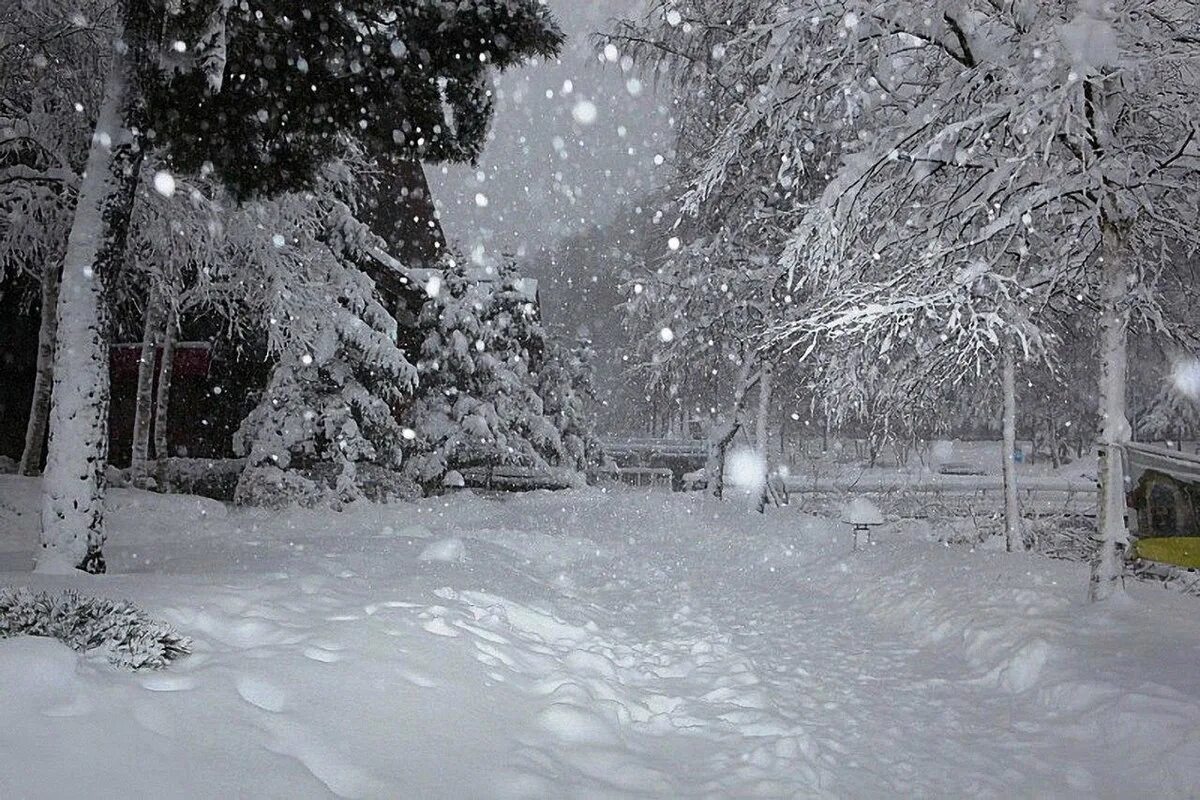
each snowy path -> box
[550,506,1057,797]
[629,549,1052,797]
[4,478,1200,798]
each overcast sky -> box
[426,0,672,270]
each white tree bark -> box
[18,263,62,476]
[755,359,774,513]
[707,353,759,500]
[1000,340,1025,552]
[37,11,154,573]
[153,304,177,464]
[130,290,164,488]
[1090,218,1132,602]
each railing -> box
[590,466,676,489]
[599,438,709,459]
[781,476,1098,518]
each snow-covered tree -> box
[612,5,799,497]
[1,0,111,477]
[231,179,418,508]
[1139,347,1200,445]
[30,0,563,571]
[401,260,574,490]
[537,335,600,472]
[624,1,1199,595]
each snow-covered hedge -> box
[0,588,191,670]
[234,463,419,510]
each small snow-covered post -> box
[1000,339,1025,552]
[18,263,62,476]
[442,470,466,494]
[842,497,884,552]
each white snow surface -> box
[4,475,1200,797]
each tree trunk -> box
[37,7,158,574]
[707,354,759,500]
[755,359,774,513]
[130,290,164,488]
[154,304,177,464]
[1048,416,1061,469]
[18,263,62,476]
[1089,218,1132,602]
[1001,340,1025,552]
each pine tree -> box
[232,181,418,508]
[402,260,580,490]
[537,335,600,472]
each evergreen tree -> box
[402,260,584,490]
[537,335,599,472]
[232,174,418,507]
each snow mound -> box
[418,537,467,563]
[0,635,82,703]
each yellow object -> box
[1133,537,1200,569]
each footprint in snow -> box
[236,675,288,712]
[140,673,197,692]
[421,618,459,637]
[536,702,620,745]
[262,718,377,798]
[400,669,437,688]
[303,646,344,664]
[363,600,420,615]
[132,700,178,737]
[41,695,94,718]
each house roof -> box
[359,158,445,267]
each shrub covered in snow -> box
[0,587,191,670]
[401,259,596,491]
[233,465,327,510]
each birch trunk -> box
[130,290,164,487]
[1000,341,1025,552]
[18,263,62,476]
[707,353,758,500]
[755,359,774,513]
[1089,219,1132,602]
[37,8,157,573]
[154,304,177,463]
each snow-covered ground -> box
[4,476,1200,798]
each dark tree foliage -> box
[148,0,564,198]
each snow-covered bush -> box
[233,465,327,510]
[401,259,592,490]
[232,176,418,508]
[0,587,191,670]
